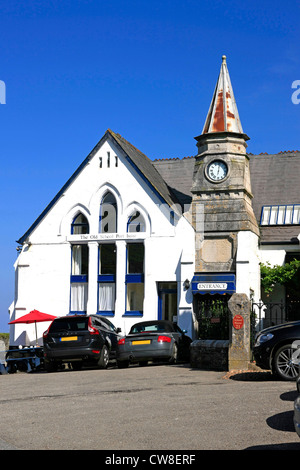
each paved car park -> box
[1,363,300,451]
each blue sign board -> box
[191,274,236,295]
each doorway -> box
[158,282,177,322]
[193,293,230,340]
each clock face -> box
[206,160,228,182]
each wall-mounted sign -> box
[197,283,227,290]
[233,314,244,330]
[191,274,236,295]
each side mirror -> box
[116,328,122,333]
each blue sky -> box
[0,0,299,332]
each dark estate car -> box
[43,315,121,371]
[253,320,300,381]
[116,320,192,368]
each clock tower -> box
[191,56,260,298]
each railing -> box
[250,300,300,350]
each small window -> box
[127,211,146,233]
[71,213,89,234]
[99,192,117,233]
[260,205,300,226]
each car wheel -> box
[169,343,178,364]
[273,343,300,381]
[71,362,82,371]
[117,360,129,369]
[98,345,109,369]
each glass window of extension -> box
[70,244,88,313]
[126,243,144,316]
[99,192,117,233]
[127,211,146,233]
[98,244,116,315]
[71,213,89,234]
[261,204,300,225]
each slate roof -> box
[108,130,180,210]
[153,152,300,244]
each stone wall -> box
[190,339,229,371]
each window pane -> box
[285,205,293,224]
[127,211,146,233]
[261,206,270,225]
[72,245,88,275]
[70,283,88,311]
[277,206,285,225]
[71,213,89,234]
[99,244,116,275]
[127,243,144,273]
[126,283,144,311]
[98,283,115,311]
[269,206,278,225]
[100,192,117,233]
[293,205,300,224]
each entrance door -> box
[158,283,177,322]
[194,293,230,339]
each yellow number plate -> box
[132,340,151,345]
[61,336,78,341]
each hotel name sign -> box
[67,233,143,242]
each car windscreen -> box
[130,322,171,334]
[49,317,89,332]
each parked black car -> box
[253,320,300,380]
[116,320,192,368]
[43,315,121,371]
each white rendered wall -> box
[10,136,195,345]
[236,231,261,302]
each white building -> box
[9,57,300,346]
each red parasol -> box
[9,310,57,345]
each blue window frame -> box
[70,244,88,314]
[124,243,144,317]
[98,244,116,316]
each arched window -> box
[127,211,146,233]
[71,213,89,234]
[99,192,117,233]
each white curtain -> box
[72,245,82,275]
[99,283,115,311]
[71,283,88,311]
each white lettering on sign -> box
[197,283,228,290]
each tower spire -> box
[202,55,244,135]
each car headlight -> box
[255,333,274,346]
